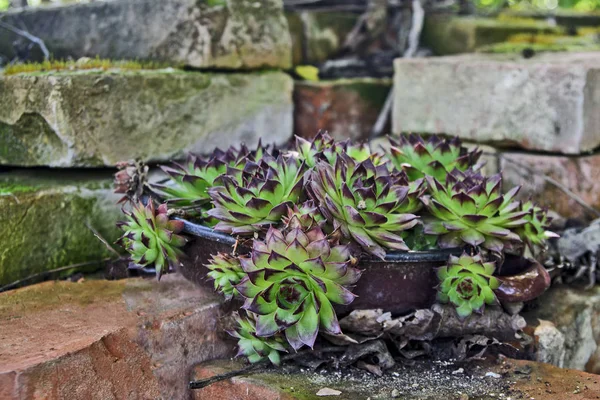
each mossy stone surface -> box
[0,69,293,166]
[0,170,122,287]
[421,14,563,55]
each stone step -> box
[0,170,121,288]
[393,52,600,154]
[294,78,391,142]
[0,69,293,167]
[191,357,600,399]
[500,152,600,220]
[421,14,562,55]
[0,0,291,69]
[0,275,233,400]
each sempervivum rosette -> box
[295,132,384,168]
[281,201,327,232]
[515,200,559,254]
[206,253,245,300]
[117,202,187,279]
[228,312,287,364]
[422,169,528,254]
[310,153,423,258]
[232,227,361,350]
[437,252,500,318]
[386,134,482,183]
[207,155,305,235]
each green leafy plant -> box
[386,134,482,183]
[515,200,559,254]
[422,170,528,254]
[228,313,287,364]
[437,252,500,318]
[117,202,187,279]
[206,253,245,300]
[295,132,384,168]
[281,201,327,231]
[207,155,305,235]
[231,226,361,350]
[310,153,422,258]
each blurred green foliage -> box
[0,0,10,11]
[477,0,600,11]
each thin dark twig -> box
[85,222,122,257]
[189,347,346,390]
[501,154,600,218]
[0,20,50,60]
[0,258,112,293]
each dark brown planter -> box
[176,220,551,315]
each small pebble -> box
[452,368,464,375]
[391,389,400,398]
[485,372,502,379]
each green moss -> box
[0,171,121,287]
[478,31,600,53]
[422,14,563,55]
[3,58,177,76]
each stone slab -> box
[0,170,122,288]
[393,52,600,154]
[192,357,600,400]
[523,285,600,374]
[0,274,234,400]
[421,14,562,55]
[294,78,391,142]
[0,70,293,166]
[500,151,600,220]
[286,10,359,65]
[0,0,291,69]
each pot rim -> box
[179,219,461,262]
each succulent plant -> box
[207,155,305,235]
[117,202,187,279]
[228,312,287,364]
[515,200,559,254]
[421,170,528,254]
[437,252,500,318]
[385,134,482,183]
[206,253,245,300]
[281,201,327,231]
[233,227,361,350]
[310,153,422,258]
[114,160,149,204]
[295,132,384,168]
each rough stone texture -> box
[294,79,391,142]
[523,285,600,373]
[192,358,600,400]
[393,52,600,154]
[0,0,291,69]
[286,10,359,65]
[0,170,123,288]
[0,70,294,166]
[0,275,234,400]
[421,14,562,55]
[500,151,600,220]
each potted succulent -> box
[114,132,557,364]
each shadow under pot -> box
[175,221,551,315]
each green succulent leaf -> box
[206,253,246,300]
[117,202,187,280]
[231,226,361,351]
[229,312,287,365]
[436,252,499,319]
[310,152,422,258]
[514,200,559,255]
[422,170,528,253]
[385,134,482,183]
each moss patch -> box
[3,58,175,76]
[0,171,122,287]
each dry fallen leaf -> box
[316,387,342,396]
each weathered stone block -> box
[286,10,359,65]
[0,275,234,400]
[500,152,600,220]
[294,78,391,142]
[0,0,292,69]
[421,14,561,55]
[523,285,600,374]
[0,70,294,166]
[393,52,600,154]
[0,170,122,287]
[191,357,600,399]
